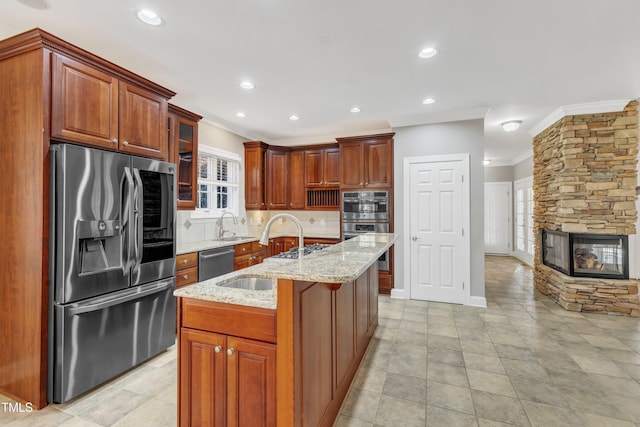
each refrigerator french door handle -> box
[122,167,135,272]
[66,278,173,316]
[132,168,144,275]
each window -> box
[514,176,534,264]
[192,146,240,218]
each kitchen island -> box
[174,233,397,427]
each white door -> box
[408,157,468,304]
[484,182,512,254]
[514,176,534,265]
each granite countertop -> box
[174,232,399,309]
[176,233,341,255]
[177,237,258,255]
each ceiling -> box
[2,0,640,165]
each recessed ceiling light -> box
[419,47,438,58]
[350,107,361,113]
[483,159,491,166]
[289,115,299,121]
[136,9,163,26]
[422,98,436,105]
[501,120,522,132]
[240,81,254,90]
[236,112,246,118]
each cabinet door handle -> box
[123,141,129,146]
[365,182,368,186]
[112,138,118,144]
[227,348,235,356]
[214,345,222,353]
[359,182,363,186]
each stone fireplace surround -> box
[533,101,640,316]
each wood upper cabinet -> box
[304,147,340,188]
[244,142,267,210]
[118,82,168,159]
[51,53,169,160]
[337,133,394,189]
[169,104,202,210]
[51,54,118,150]
[265,149,289,209]
[289,150,305,209]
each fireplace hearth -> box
[541,230,629,280]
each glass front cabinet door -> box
[168,104,202,210]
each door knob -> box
[412,236,418,241]
[214,346,222,353]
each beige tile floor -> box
[2,256,640,426]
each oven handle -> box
[66,279,174,316]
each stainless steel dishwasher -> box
[198,247,235,281]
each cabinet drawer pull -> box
[182,259,188,264]
[214,345,222,353]
[183,274,189,280]
[227,348,235,356]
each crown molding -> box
[389,106,490,128]
[528,99,631,137]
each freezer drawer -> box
[49,278,176,403]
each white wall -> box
[484,166,513,182]
[513,155,533,181]
[393,119,485,300]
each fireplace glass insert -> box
[541,230,629,280]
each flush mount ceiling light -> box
[136,9,163,26]
[289,115,300,121]
[419,47,438,58]
[236,112,246,118]
[350,107,361,113]
[240,81,254,90]
[501,120,522,132]
[17,0,49,9]
[422,98,436,105]
[483,159,491,166]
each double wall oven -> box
[342,191,390,270]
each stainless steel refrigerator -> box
[48,143,177,403]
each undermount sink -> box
[219,236,254,242]
[218,277,273,291]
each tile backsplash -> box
[177,210,341,244]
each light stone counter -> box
[176,237,257,255]
[174,232,399,309]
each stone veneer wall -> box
[533,101,640,316]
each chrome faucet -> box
[216,211,238,240]
[259,213,305,258]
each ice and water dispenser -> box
[77,219,123,274]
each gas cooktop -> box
[272,243,332,259]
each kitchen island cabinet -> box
[175,233,396,426]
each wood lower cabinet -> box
[178,300,277,427]
[177,252,198,288]
[51,53,170,160]
[234,242,267,270]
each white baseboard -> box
[468,296,487,308]
[390,288,408,299]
